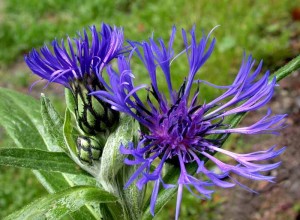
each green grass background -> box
[0,0,298,219]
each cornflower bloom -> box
[25,23,124,135]
[25,23,124,163]
[91,26,286,219]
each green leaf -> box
[0,88,48,151]
[98,114,137,192]
[65,88,77,119]
[0,88,101,219]
[142,55,300,219]
[98,114,145,220]
[40,93,67,152]
[63,108,78,154]
[4,186,117,220]
[0,148,89,175]
[115,166,146,220]
[63,108,100,176]
[31,171,102,219]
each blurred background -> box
[0,0,299,219]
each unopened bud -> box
[70,75,119,135]
[76,136,104,165]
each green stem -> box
[271,55,300,82]
[100,202,124,220]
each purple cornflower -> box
[91,26,286,219]
[25,23,124,135]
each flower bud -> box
[76,136,104,164]
[70,75,120,136]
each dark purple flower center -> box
[143,95,221,165]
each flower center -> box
[143,100,216,165]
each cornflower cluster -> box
[26,23,286,220]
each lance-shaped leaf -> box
[63,108,101,176]
[98,114,137,191]
[4,186,117,220]
[40,93,67,152]
[142,55,300,219]
[0,148,89,175]
[65,88,77,118]
[0,88,47,151]
[98,114,145,220]
[0,88,100,219]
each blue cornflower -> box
[25,23,124,136]
[91,26,286,219]
[25,23,124,88]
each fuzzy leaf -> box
[65,88,77,118]
[0,148,89,175]
[98,114,137,191]
[99,114,145,220]
[0,88,48,150]
[40,93,67,152]
[4,186,117,220]
[0,88,100,219]
[63,108,101,176]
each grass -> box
[0,0,298,219]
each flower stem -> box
[271,55,300,83]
